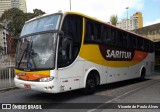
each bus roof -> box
[25,11,152,41]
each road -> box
[0,72,160,112]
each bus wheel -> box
[140,68,146,81]
[83,76,96,94]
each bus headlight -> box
[15,75,19,79]
[39,77,54,82]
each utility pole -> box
[126,7,129,30]
[69,0,71,11]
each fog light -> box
[39,77,54,82]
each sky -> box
[26,0,160,27]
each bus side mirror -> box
[61,37,73,61]
[59,31,64,37]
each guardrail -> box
[0,67,15,90]
[0,54,15,90]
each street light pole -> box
[69,0,71,11]
[126,7,129,30]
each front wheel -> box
[140,68,146,81]
[83,77,97,94]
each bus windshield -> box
[16,33,57,70]
[20,14,61,37]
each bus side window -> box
[103,26,111,45]
[137,38,144,50]
[122,32,127,47]
[128,34,136,49]
[85,20,95,42]
[94,22,102,43]
[132,35,137,49]
[149,41,154,53]
[117,30,123,47]
[85,19,102,43]
[126,34,132,49]
[144,39,149,52]
[112,28,117,45]
[132,36,138,49]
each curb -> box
[0,87,18,92]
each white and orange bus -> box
[14,11,154,94]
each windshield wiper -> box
[27,41,37,69]
[17,41,29,69]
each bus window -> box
[117,31,127,48]
[94,22,102,43]
[132,35,137,49]
[58,14,82,68]
[127,34,136,49]
[117,31,123,47]
[137,38,144,50]
[110,28,117,45]
[150,41,154,53]
[103,26,116,46]
[85,19,102,43]
[85,20,95,42]
[144,39,149,52]
[122,32,127,47]
[126,34,131,49]
[103,26,111,45]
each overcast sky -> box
[26,0,160,27]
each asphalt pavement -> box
[0,72,160,112]
[89,72,160,112]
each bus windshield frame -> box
[20,14,62,37]
[15,14,62,71]
[16,32,58,71]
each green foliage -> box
[0,46,3,53]
[110,15,118,26]
[0,8,45,38]
[0,46,3,50]
[33,9,45,16]
[0,24,3,29]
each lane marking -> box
[87,80,158,112]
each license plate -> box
[24,84,31,89]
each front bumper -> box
[14,77,58,93]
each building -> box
[0,0,11,17]
[132,23,160,66]
[132,23,160,41]
[117,12,143,30]
[133,12,143,29]
[0,24,17,54]
[0,0,26,54]
[19,0,27,13]
[0,0,27,17]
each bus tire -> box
[83,76,97,95]
[140,68,146,81]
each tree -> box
[0,46,3,51]
[0,8,25,38]
[33,9,45,16]
[0,45,3,54]
[0,8,45,54]
[110,15,118,26]
[0,24,3,29]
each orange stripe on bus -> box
[132,51,148,62]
